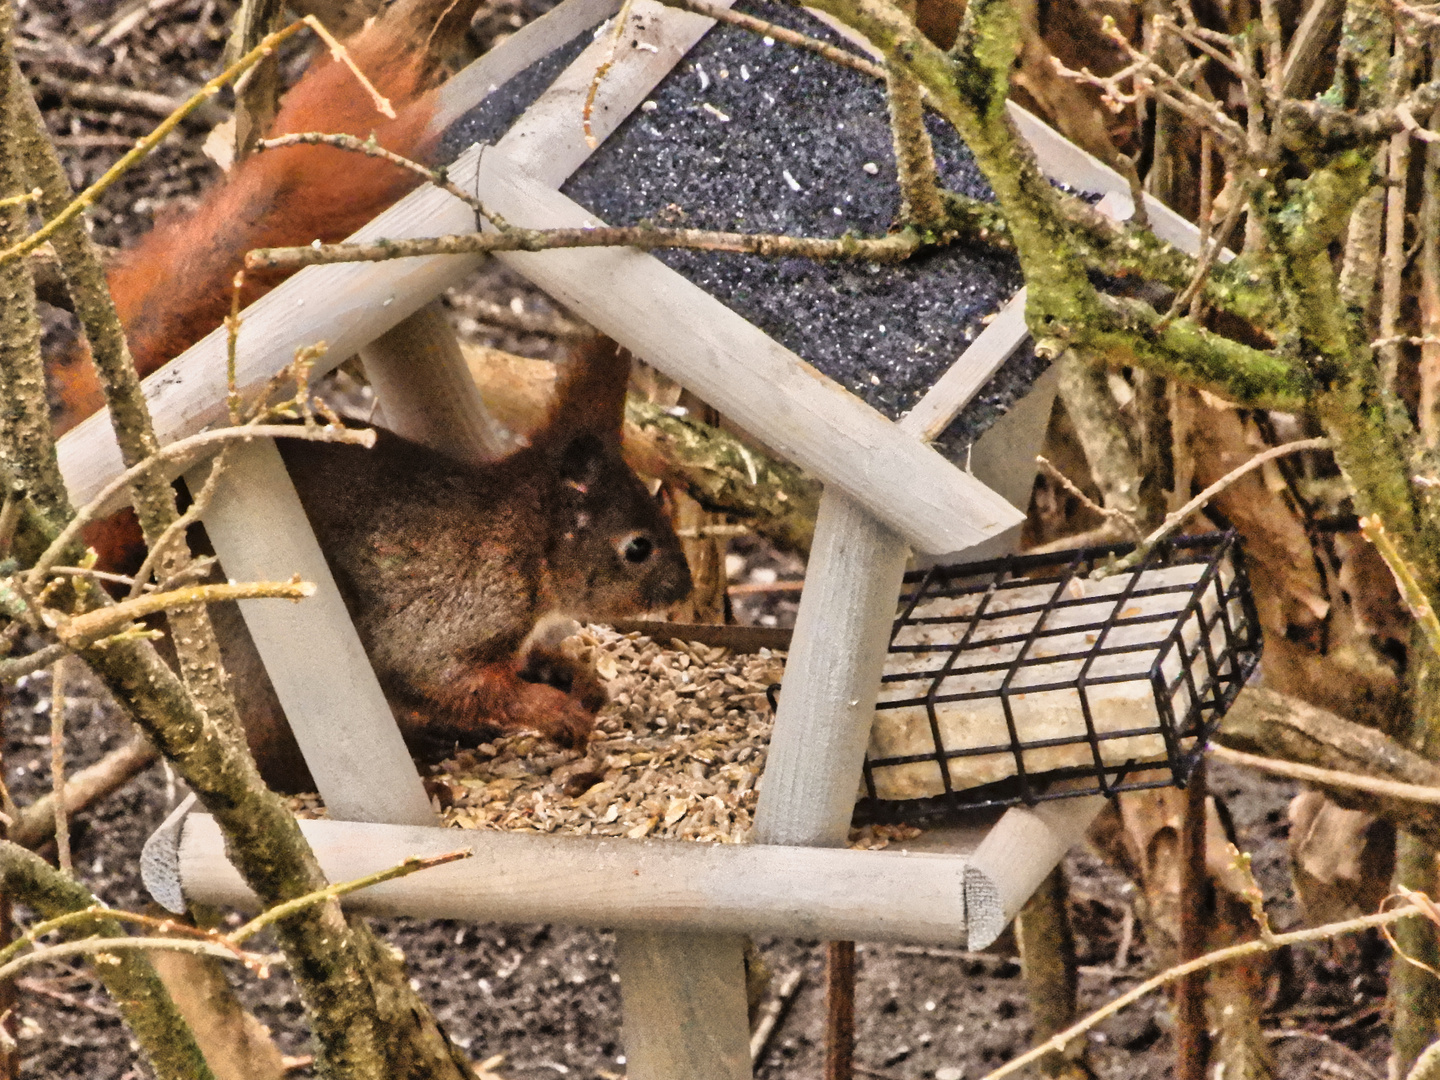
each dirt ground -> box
[4,0,1408,1077]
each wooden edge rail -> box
[168,812,976,943]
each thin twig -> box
[825,940,856,1080]
[583,0,637,148]
[125,449,228,599]
[228,848,473,944]
[450,295,589,338]
[2,849,470,982]
[1094,437,1332,578]
[49,657,71,873]
[290,15,394,118]
[10,735,158,849]
[979,902,1428,1080]
[750,968,804,1064]
[1191,128,1213,317]
[0,905,230,969]
[1,20,301,267]
[1035,454,1142,538]
[27,422,374,587]
[1211,743,1440,806]
[1157,169,1251,328]
[255,133,501,223]
[0,642,67,684]
[0,187,38,210]
[0,936,277,984]
[15,976,119,1017]
[46,578,316,649]
[44,566,144,590]
[1358,513,1440,659]
[245,222,923,270]
[0,14,392,268]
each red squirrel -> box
[231,337,692,792]
[49,18,693,788]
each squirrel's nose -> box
[653,559,694,607]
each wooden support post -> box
[745,489,908,1079]
[196,439,434,826]
[1176,757,1209,1080]
[752,492,910,848]
[824,940,857,1080]
[359,301,513,463]
[616,931,752,1080]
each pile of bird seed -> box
[436,624,783,843]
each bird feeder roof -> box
[446,0,1042,462]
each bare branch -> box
[979,902,1427,1080]
[255,132,501,222]
[245,221,924,270]
[45,578,316,650]
[1210,744,1440,806]
[1094,437,1332,578]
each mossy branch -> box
[624,398,822,554]
[6,32,471,1077]
[0,13,68,534]
[0,840,216,1080]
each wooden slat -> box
[175,813,973,941]
[1005,103,1205,257]
[898,289,1029,443]
[194,440,435,826]
[430,0,622,133]
[359,302,513,462]
[488,0,722,184]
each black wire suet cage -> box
[854,531,1260,824]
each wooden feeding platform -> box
[60,0,1250,1073]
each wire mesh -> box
[855,531,1260,822]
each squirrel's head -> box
[546,431,692,617]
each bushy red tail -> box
[51,19,439,440]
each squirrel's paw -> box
[410,656,602,752]
[516,646,607,713]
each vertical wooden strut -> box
[197,439,435,827]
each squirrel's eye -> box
[618,534,654,564]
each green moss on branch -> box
[0,840,216,1080]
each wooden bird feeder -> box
[51,1,1257,1075]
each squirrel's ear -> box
[548,337,630,436]
[557,433,606,491]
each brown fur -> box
[51,19,438,440]
[239,339,691,788]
